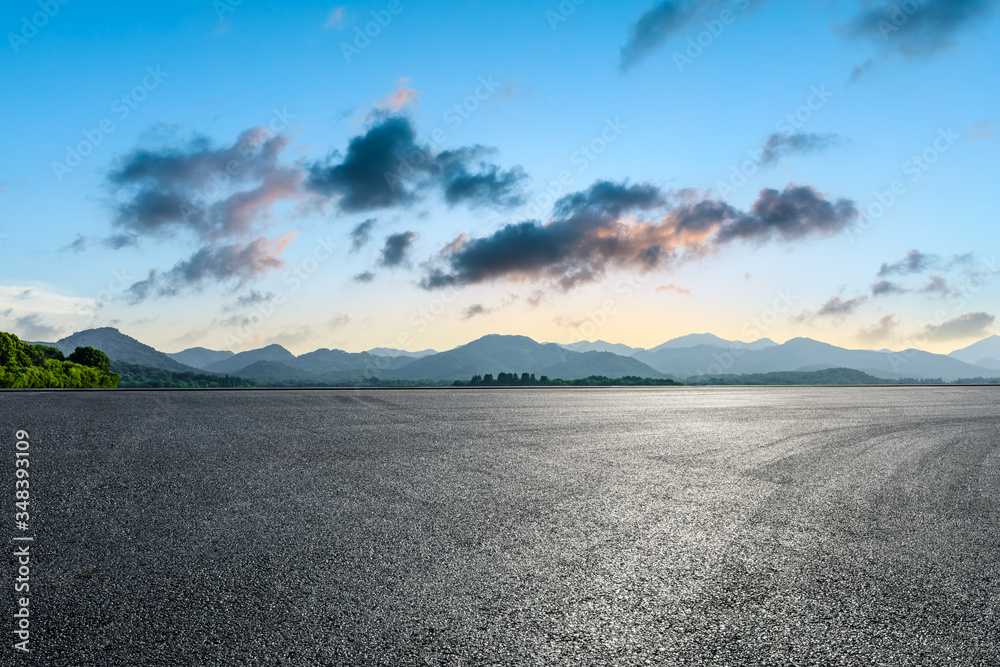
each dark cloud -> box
[923,311,994,341]
[620,0,701,70]
[380,231,416,267]
[713,186,857,244]
[816,295,868,318]
[878,249,937,277]
[462,304,490,319]
[108,128,302,245]
[306,115,525,212]
[760,132,846,165]
[844,0,993,58]
[619,0,774,70]
[307,115,417,211]
[848,59,877,82]
[62,234,87,253]
[125,233,296,303]
[422,181,856,290]
[126,271,162,304]
[235,290,278,308]
[552,180,666,218]
[349,218,376,251]
[871,280,908,297]
[441,161,527,209]
[353,271,375,283]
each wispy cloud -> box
[817,295,868,318]
[462,304,490,319]
[353,271,375,283]
[349,218,376,251]
[878,249,937,277]
[857,314,899,344]
[656,283,691,295]
[871,280,908,297]
[760,132,846,165]
[324,6,346,29]
[968,121,995,142]
[374,79,421,112]
[125,233,297,302]
[921,275,955,298]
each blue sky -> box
[1,0,997,354]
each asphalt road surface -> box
[2,387,999,665]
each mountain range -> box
[33,328,1000,385]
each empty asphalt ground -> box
[2,387,999,665]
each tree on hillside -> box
[0,332,119,388]
[31,345,66,363]
[68,346,112,371]
[0,332,32,367]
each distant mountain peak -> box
[950,334,1000,364]
[53,327,197,373]
[166,346,235,371]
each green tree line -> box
[0,332,120,388]
[111,361,258,388]
[111,361,257,389]
[454,372,682,387]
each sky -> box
[1,0,998,355]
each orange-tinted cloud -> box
[375,79,421,112]
[656,283,691,295]
[324,6,346,29]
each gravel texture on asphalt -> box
[2,387,999,665]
